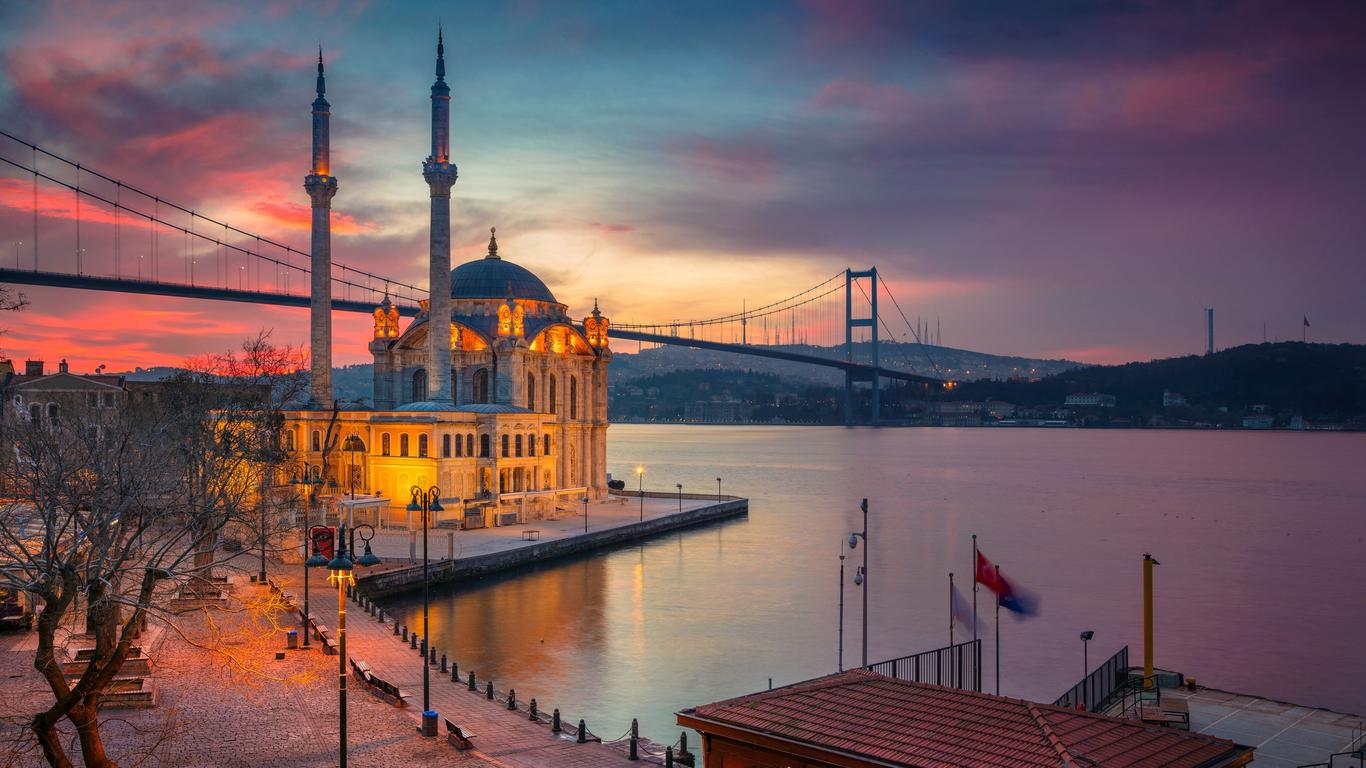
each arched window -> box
[549,375,558,414]
[443,434,452,458]
[465,434,474,457]
[418,434,429,457]
[28,403,40,421]
[544,434,551,455]
[46,403,59,423]
[454,434,462,457]
[284,429,296,451]
[515,434,523,457]
[479,433,490,458]
[412,368,427,402]
[311,430,321,452]
[381,433,391,456]
[527,372,537,410]
[501,434,509,458]
[569,376,578,420]
[528,433,536,456]
[400,434,410,457]
[473,368,489,404]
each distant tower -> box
[304,49,338,407]
[1205,306,1214,355]
[423,29,457,402]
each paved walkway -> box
[280,568,668,767]
[359,493,726,564]
[1164,686,1366,767]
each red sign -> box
[311,527,336,560]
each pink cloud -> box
[679,138,774,185]
[812,77,914,122]
[249,200,375,236]
[590,222,634,234]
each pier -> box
[356,492,748,597]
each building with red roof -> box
[677,669,1254,768]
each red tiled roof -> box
[682,670,1249,768]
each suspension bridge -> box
[0,129,947,424]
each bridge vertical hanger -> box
[305,47,339,408]
[423,26,457,403]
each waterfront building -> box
[283,37,611,528]
[678,669,1255,768]
[1163,389,1188,408]
[1065,392,1118,408]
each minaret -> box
[304,49,338,407]
[423,29,457,403]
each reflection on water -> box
[385,425,1366,744]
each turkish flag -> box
[975,550,1000,592]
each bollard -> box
[401,625,408,641]
[430,647,437,665]
[507,689,517,710]
[486,681,494,700]
[629,718,639,760]
[411,633,418,650]
[552,708,562,733]
[451,662,459,682]
[677,731,695,767]
[666,746,674,767]
[529,698,538,721]
[440,653,447,673]
[392,618,399,634]
[468,671,476,691]
[577,719,587,744]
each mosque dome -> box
[448,227,557,304]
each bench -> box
[349,658,372,683]
[521,529,541,541]
[1139,699,1190,730]
[368,675,411,707]
[445,718,477,750]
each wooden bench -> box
[368,675,411,707]
[521,529,541,541]
[349,658,372,683]
[445,718,477,750]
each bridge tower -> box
[423,28,457,402]
[304,49,339,408]
[844,267,879,425]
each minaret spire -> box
[423,28,457,403]
[305,49,339,408]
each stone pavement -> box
[283,566,668,767]
[0,580,499,767]
[1165,686,1366,767]
[359,493,722,563]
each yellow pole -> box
[1143,553,1159,688]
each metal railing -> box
[864,639,981,692]
[1053,646,1129,712]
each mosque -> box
[284,34,611,528]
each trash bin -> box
[286,629,299,650]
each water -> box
[385,425,1366,744]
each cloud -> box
[589,222,633,234]
[249,200,376,235]
[675,137,775,185]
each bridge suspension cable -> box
[0,128,428,306]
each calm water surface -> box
[387,425,1366,743]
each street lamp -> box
[716,476,722,501]
[848,498,869,668]
[676,483,683,513]
[581,495,590,533]
[1080,630,1095,709]
[307,523,380,768]
[635,466,645,522]
[407,485,443,736]
[291,464,324,648]
[838,551,847,672]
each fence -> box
[864,639,981,692]
[1053,645,1129,712]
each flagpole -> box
[995,564,1001,695]
[971,534,978,643]
[948,572,954,648]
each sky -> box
[0,0,1364,371]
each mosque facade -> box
[284,35,610,527]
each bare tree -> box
[0,332,305,768]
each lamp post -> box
[716,476,722,501]
[676,483,683,513]
[581,495,590,533]
[291,464,323,648]
[848,498,868,668]
[838,552,846,672]
[1080,630,1094,710]
[635,466,645,521]
[306,523,381,768]
[407,486,443,736]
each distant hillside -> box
[609,340,1078,386]
[954,342,1366,424]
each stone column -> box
[305,177,337,407]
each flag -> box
[977,548,1039,618]
[951,579,975,635]
[1303,315,1311,327]
[975,550,1000,592]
